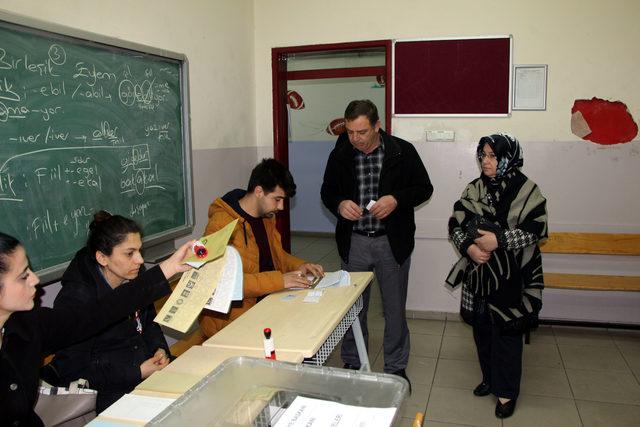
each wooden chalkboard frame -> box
[0,11,194,283]
[392,35,513,117]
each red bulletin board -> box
[393,36,512,116]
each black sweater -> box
[0,264,169,426]
[44,247,171,412]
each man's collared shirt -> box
[354,137,385,233]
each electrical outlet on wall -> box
[426,130,455,142]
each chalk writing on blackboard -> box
[0,18,191,276]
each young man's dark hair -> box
[344,99,379,126]
[247,158,297,197]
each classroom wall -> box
[0,0,260,238]
[0,0,261,316]
[3,0,639,323]
[253,0,640,323]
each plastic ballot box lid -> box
[148,356,409,427]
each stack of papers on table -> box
[314,270,350,289]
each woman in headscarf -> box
[446,133,547,419]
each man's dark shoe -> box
[342,363,359,370]
[473,382,491,396]
[390,369,411,394]
[495,399,516,419]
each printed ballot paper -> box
[155,246,243,333]
[203,245,242,313]
[155,221,242,333]
[273,396,396,427]
[183,219,238,268]
[314,270,350,289]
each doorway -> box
[272,41,392,249]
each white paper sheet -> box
[204,246,243,312]
[303,290,323,303]
[314,270,350,289]
[99,394,175,423]
[273,396,396,427]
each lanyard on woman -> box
[133,311,143,334]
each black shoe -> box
[495,399,516,419]
[390,369,412,394]
[342,363,359,370]
[473,382,491,396]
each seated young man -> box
[199,158,324,337]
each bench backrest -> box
[541,232,640,256]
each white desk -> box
[203,272,374,370]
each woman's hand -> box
[140,350,170,379]
[474,229,498,252]
[467,244,491,264]
[152,348,170,366]
[159,240,194,279]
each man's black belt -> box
[353,229,386,238]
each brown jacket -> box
[198,190,307,337]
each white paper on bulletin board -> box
[512,64,547,110]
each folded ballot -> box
[183,219,238,268]
[314,270,350,289]
[156,243,243,333]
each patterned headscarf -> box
[477,133,523,178]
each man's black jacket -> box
[321,129,433,264]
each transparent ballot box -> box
[148,356,408,427]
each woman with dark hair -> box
[446,134,548,419]
[43,211,174,413]
[0,227,191,426]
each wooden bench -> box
[522,232,640,343]
[541,232,640,292]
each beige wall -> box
[0,0,260,245]
[0,0,256,151]
[3,0,639,321]
[254,0,639,145]
[253,0,640,323]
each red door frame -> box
[271,40,392,250]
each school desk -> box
[203,271,374,371]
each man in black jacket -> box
[321,100,433,385]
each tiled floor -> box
[291,234,640,427]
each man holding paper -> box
[199,158,324,337]
[321,100,432,385]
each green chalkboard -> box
[0,15,193,280]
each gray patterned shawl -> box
[446,166,548,326]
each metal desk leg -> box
[352,317,370,372]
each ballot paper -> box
[303,290,323,303]
[155,245,243,333]
[314,270,350,289]
[203,245,243,313]
[97,394,175,424]
[183,219,238,268]
[273,396,396,427]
